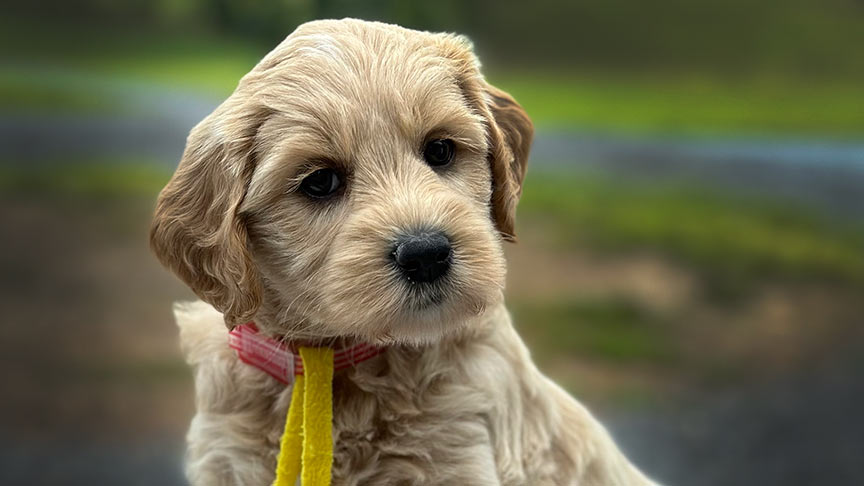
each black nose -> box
[392,231,452,284]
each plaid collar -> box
[228,323,383,385]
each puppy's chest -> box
[325,373,496,484]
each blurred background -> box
[1,1,863,484]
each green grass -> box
[512,299,676,364]
[73,49,257,96]
[1,23,261,97]
[0,71,123,114]
[491,72,864,137]
[519,173,864,285]
[3,22,864,135]
[0,162,172,197]
[5,163,862,287]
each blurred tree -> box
[4,0,863,79]
[207,0,313,43]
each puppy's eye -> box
[422,139,455,167]
[299,168,341,198]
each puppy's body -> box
[178,300,653,486]
[152,19,658,485]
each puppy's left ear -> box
[483,83,534,241]
[436,34,533,240]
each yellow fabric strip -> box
[272,347,334,486]
[300,347,334,486]
[273,375,305,486]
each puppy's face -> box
[151,19,533,344]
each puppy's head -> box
[150,19,532,344]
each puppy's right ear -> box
[150,104,265,328]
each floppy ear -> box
[150,103,265,328]
[433,33,533,240]
[483,83,534,241]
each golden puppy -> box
[151,18,659,486]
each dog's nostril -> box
[392,231,452,284]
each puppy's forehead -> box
[252,22,483,156]
[271,20,466,101]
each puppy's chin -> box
[309,280,504,346]
[384,287,502,345]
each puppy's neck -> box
[330,302,520,391]
[254,299,506,352]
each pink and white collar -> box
[228,323,384,385]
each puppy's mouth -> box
[406,283,448,311]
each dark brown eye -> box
[300,168,341,198]
[422,139,455,167]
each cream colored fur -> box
[176,300,656,485]
[153,18,659,485]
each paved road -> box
[611,360,864,486]
[533,130,864,220]
[0,437,185,486]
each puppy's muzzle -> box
[391,231,452,284]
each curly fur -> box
[152,18,659,485]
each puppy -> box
[151,18,659,486]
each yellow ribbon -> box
[273,347,334,486]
